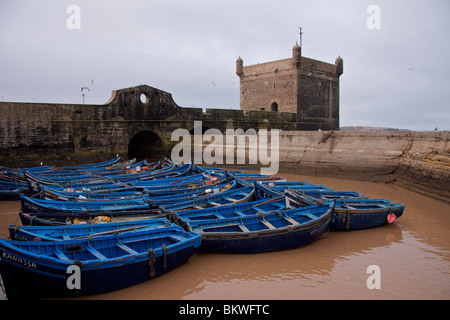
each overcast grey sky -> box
[1,0,449,130]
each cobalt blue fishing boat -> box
[9,218,172,241]
[160,183,255,211]
[18,207,164,226]
[20,194,150,214]
[25,170,104,185]
[260,180,331,192]
[259,181,366,199]
[135,175,221,195]
[24,170,106,193]
[0,181,28,200]
[168,196,286,226]
[40,181,135,195]
[40,185,149,202]
[232,172,286,182]
[145,178,236,205]
[139,170,228,195]
[61,157,123,170]
[73,161,161,180]
[129,172,206,189]
[165,183,286,229]
[0,225,201,300]
[185,202,334,254]
[284,187,405,230]
[129,163,193,181]
[1,164,56,182]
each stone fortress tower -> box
[236,43,343,129]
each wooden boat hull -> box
[0,181,28,200]
[330,204,405,231]
[284,187,405,231]
[19,209,163,226]
[167,197,286,230]
[160,184,255,211]
[9,218,172,241]
[61,157,122,170]
[191,204,333,254]
[0,187,27,200]
[0,227,201,300]
[20,194,150,214]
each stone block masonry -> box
[236,43,342,128]
[1,84,447,202]
[181,129,449,202]
[276,130,450,203]
[0,84,336,167]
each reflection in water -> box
[0,172,449,300]
[179,223,407,300]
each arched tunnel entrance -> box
[128,130,164,161]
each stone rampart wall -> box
[278,130,449,202]
[194,130,449,202]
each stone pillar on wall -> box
[292,42,301,68]
[335,56,344,76]
[236,56,243,77]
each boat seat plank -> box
[62,234,71,240]
[298,213,318,220]
[261,220,276,230]
[284,216,300,225]
[87,246,108,260]
[234,211,247,217]
[238,224,250,232]
[116,242,138,255]
[53,249,70,261]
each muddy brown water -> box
[0,173,448,300]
